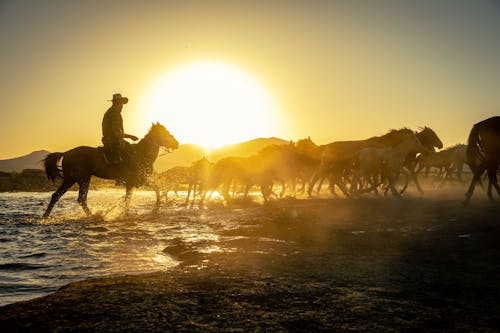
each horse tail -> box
[44,153,64,183]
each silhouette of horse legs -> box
[464,166,485,205]
[125,185,134,215]
[43,179,75,218]
[486,166,500,201]
[77,177,92,216]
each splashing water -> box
[0,190,220,306]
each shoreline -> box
[1,196,499,331]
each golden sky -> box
[1,1,499,158]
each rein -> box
[141,136,175,157]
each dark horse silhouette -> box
[464,116,500,204]
[42,123,179,218]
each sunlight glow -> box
[139,61,281,149]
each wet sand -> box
[1,189,500,332]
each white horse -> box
[352,133,427,196]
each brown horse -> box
[415,147,457,178]
[464,116,500,204]
[42,123,178,218]
[449,144,467,181]
[295,137,326,193]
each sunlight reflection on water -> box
[0,190,222,306]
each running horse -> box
[42,123,179,218]
[307,128,422,197]
[401,126,443,193]
[463,116,500,204]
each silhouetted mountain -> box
[207,137,290,162]
[2,138,290,174]
[154,137,289,172]
[154,144,206,172]
[0,150,50,172]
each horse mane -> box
[374,128,413,141]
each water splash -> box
[0,190,220,306]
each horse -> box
[256,142,309,197]
[415,146,457,178]
[464,116,500,204]
[402,126,443,193]
[154,157,213,205]
[449,144,467,181]
[307,128,417,197]
[153,166,191,202]
[352,131,427,196]
[201,153,280,204]
[42,123,179,218]
[295,137,327,194]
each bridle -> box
[141,135,176,157]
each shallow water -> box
[0,190,220,306]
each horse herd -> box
[42,117,500,217]
[152,127,466,206]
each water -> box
[0,190,221,306]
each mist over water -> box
[0,190,220,306]
[0,178,489,307]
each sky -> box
[0,0,499,159]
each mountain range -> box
[0,137,289,173]
[0,150,51,173]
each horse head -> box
[417,127,443,151]
[296,137,318,152]
[146,122,179,151]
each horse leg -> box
[279,180,286,198]
[408,169,424,194]
[318,177,326,194]
[77,177,92,217]
[43,179,75,218]
[149,182,161,213]
[185,183,193,204]
[457,164,464,182]
[464,167,484,205]
[492,168,500,199]
[486,167,500,202]
[330,170,350,197]
[124,185,133,215]
[308,170,323,196]
[386,168,401,197]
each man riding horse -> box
[102,93,138,165]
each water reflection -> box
[0,190,222,306]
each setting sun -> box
[138,61,282,150]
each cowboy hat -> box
[109,93,128,104]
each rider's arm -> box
[124,133,139,141]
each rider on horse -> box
[102,93,138,165]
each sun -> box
[137,61,282,150]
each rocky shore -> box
[1,196,499,332]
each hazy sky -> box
[1,0,499,158]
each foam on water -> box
[0,190,219,306]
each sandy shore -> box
[1,193,500,332]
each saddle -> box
[100,146,123,165]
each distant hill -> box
[0,150,50,172]
[153,144,206,172]
[154,137,289,172]
[207,137,290,162]
[1,138,290,173]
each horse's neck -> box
[394,138,420,155]
[373,130,411,147]
[137,138,160,164]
